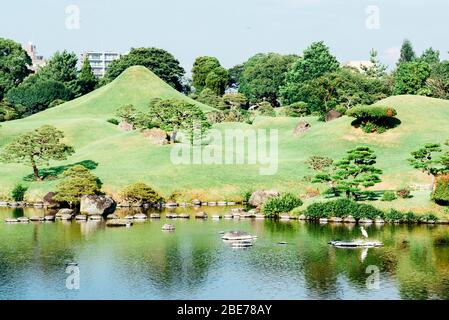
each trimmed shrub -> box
[419,213,439,223]
[258,102,276,117]
[121,183,163,204]
[11,184,28,201]
[305,202,331,220]
[396,187,411,199]
[353,203,384,220]
[384,209,404,222]
[282,102,308,117]
[262,193,303,217]
[381,191,397,202]
[347,104,399,133]
[432,174,449,205]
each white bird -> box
[360,226,368,239]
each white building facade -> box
[81,51,121,77]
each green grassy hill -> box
[1,66,449,214]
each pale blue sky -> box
[1,0,448,72]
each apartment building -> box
[80,51,121,77]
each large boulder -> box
[293,121,311,136]
[43,192,64,208]
[248,190,280,208]
[80,195,117,216]
[325,109,342,122]
[142,128,169,145]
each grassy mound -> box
[1,67,449,215]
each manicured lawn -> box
[0,66,448,215]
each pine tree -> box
[76,57,98,96]
[397,39,416,66]
[362,49,387,78]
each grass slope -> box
[1,69,449,215]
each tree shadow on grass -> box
[23,160,99,182]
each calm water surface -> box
[1,206,449,300]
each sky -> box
[1,0,448,73]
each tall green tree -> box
[54,165,101,206]
[0,38,32,100]
[76,57,98,96]
[105,47,185,91]
[419,47,440,66]
[239,53,298,106]
[362,49,387,79]
[393,61,431,95]
[0,125,75,180]
[313,146,383,199]
[37,50,78,90]
[192,56,221,92]
[397,39,416,66]
[205,66,229,96]
[427,60,449,99]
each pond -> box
[1,206,449,300]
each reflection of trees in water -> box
[111,224,220,296]
[0,221,81,291]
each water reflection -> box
[0,206,449,299]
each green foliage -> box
[397,39,416,66]
[262,193,303,217]
[361,49,387,79]
[11,184,28,201]
[281,68,390,116]
[107,118,119,125]
[285,41,339,84]
[426,61,449,99]
[54,165,100,205]
[347,104,399,133]
[6,77,72,116]
[0,125,75,180]
[228,64,244,87]
[257,101,276,117]
[239,53,298,106]
[48,99,67,108]
[0,38,32,100]
[419,48,440,66]
[0,99,18,121]
[432,174,449,205]
[197,88,223,108]
[76,57,98,96]
[205,66,229,96]
[121,182,163,204]
[192,56,221,92]
[393,61,431,95]
[307,155,333,172]
[384,209,404,222]
[207,108,254,124]
[281,102,308,117]
[105,47,185,91]
[221,93,247,110]
[304,199,382,220]
[115,104,139,125]
[408,143,449,177]
[381,191,397,202]
[355,203,384,220]
[313,146,383,200]
[146,99,211,143]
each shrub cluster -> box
[432,174,449,205]
[347,104,398,133]
[11,184,28,201]
[280,102,308,117]
[381,191,397,202]
[121,183,163,204]
[396,187,411,199]
[305,199,383,220]
[262,193,303,217]
[384,209,438,223]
